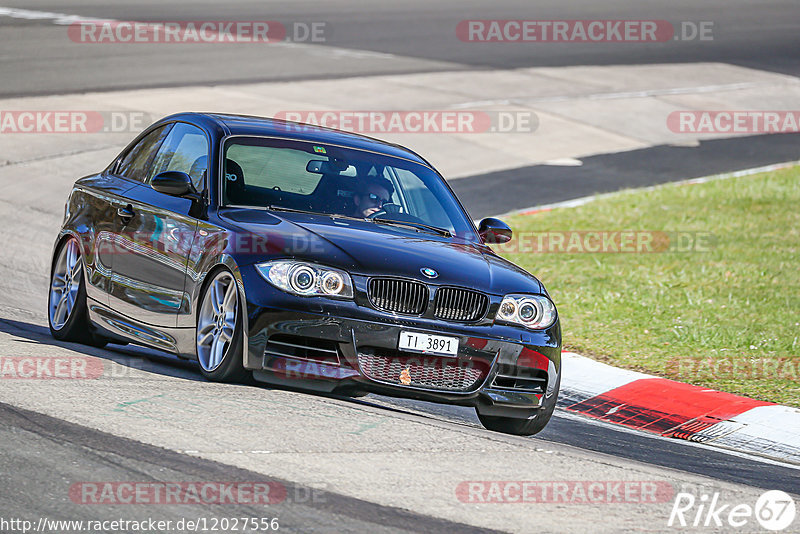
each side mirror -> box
[151,171,194,197]
[478,217,512,244]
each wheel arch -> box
[193,255,249,370]
[49,230,87,283]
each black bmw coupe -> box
[48,112,561,435]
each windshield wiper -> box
[266,205,323,215]
[267,206,366,222]
[371,218,452,237]
[265,206,451,237]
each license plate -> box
[398,331,459,357]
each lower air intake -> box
[357,349,488,391]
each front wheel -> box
[477,373,560,436]
[196,269,249,383]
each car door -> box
[90,123,172,305]
[108,122,209,328]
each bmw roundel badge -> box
[420,267,438,279]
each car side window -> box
[148,122,209,191]
[115,125,172,183]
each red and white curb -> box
[559,351,800,465]
[486,162,800,464]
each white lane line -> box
[0,7,106,25]
[451,81,786,109]
[489,159,800,220]
[0,6,401,61]
[555,409,800,470]
[0,145,119,169]
[544,81,773,102]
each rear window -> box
[225,143,322,195]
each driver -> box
[351,176,393,218]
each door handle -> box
[117,204,135,223]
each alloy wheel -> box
[49,238,82,330]
[197,271,239,372]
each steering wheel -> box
[366,209,387,220]
[366,202,401,220]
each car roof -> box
[161,112,430,166]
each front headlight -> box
[255,260,354,299]
[496,294,556,329]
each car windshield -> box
[221,136,478,240]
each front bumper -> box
[241,267,561,416]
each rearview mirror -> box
[151,171,194,197]
[306,159,355,175]
[478,218,512,244]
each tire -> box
[48,237,106,347]
[195,268,249,383]
[336,388,369,398]
[477,372,560,436]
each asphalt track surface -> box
[454,132,800,219]
[2,311,799,529]
[2,1,800,531]
[0,399,497,534]
[0,0,798,96]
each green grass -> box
[496,166,800,406]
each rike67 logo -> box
[669,490,796,531]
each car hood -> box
[221,210,542,295]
